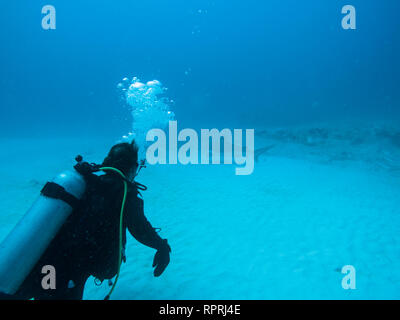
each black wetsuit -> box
[14,173,164,300]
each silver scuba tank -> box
[0,168,86,295]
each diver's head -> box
[102,141,139,179]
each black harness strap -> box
[41,182,80,209]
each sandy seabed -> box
[0,122,399,300]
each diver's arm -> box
[126,195,167,250]
[126,191,171,277]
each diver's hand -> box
[152,239,171,277]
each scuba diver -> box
[3,141,171,300]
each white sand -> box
[0,129,399,299]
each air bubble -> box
[118,76,175,159]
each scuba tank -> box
[0,156,88,295]
[0,154,144,299]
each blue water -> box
[0,1,399,300]
[1,0,399,137]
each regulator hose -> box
[98,166,128,300]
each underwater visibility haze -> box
[0,0,399,300]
